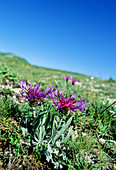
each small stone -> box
[99,138,106,145]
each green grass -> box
[0,53,116,169]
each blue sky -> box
[0,0,116,80]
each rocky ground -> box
[0,77,116,170]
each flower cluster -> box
[16,80,87,114]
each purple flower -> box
[16,80,54,103]
[63,75,72,81]
[50,89,87,115]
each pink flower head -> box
[71,79,77,85]
[16,80,54,103]
[50,89,87,115]
[63,75,73,81]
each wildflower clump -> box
[16,80,87,115]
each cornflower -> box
[50,89,87,115]
[16,80,54,103]
[63,75,72,81]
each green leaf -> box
[53,116,73,143]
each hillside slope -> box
[0,52,93,82]
[0,52,116,98]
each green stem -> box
[100,100,116,114]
